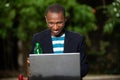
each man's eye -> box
[57,22,62,24]
[47,22,64,25]
[48,22,54,24]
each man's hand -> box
[27,58,30,77]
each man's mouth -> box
[53,31,59,33]
[52,30,60,36]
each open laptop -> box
[29,53,80,80]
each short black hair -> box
[45,4,65,16]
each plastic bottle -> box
[34,42,42,54]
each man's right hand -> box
[26,58,30,78]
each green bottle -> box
[34,42,42,54]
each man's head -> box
[45,4,67,37]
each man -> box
[30,3,88,79]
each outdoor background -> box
[0,0,120,79]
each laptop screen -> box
[29,53,80,80]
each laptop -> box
[29,53,80,80]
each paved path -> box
[83,75,120,80]
[1,75,120,80]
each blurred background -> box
[0,0,120,79]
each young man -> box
[30,3,88,79]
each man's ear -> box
[45,16,47,22]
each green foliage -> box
[104,0,120,34]
[64,3,97,35]
[0,0,97,41]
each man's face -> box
[45,11,66,37]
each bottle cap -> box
[36,42,40,46]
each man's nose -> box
[53,24,58,30]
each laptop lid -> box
[29,53,80,80]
